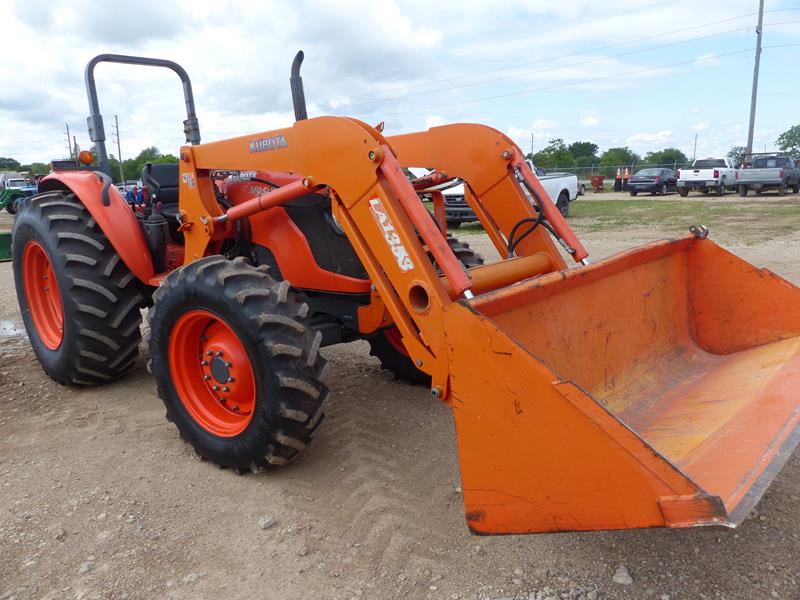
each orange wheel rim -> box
[168,310,256,437]
[22,241,64,350]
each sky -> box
[1,0,798,166]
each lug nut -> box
[207,350,214,356]
[223,386,230,392]
[201,360,208,366]
[216,351,224,357]
[225,362,233,368]
[213,385,220,391]
[228,377,236,383]
[203,375,211,381]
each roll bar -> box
[84,54,201,175]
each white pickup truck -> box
[676,157,737,196]
[441,162,578,226]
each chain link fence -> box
[539,162,695,181]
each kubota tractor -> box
[12,52,800,534]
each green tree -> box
[776,124,800,156]
[21,162,50,175]
[531,138,576,169]
[599,147,640,167]
[567,141,599,161]
[726,145,746,163]
[0,157,22,170]
[121,147,177,181]
[643,148,689,167]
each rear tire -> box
[148,255,327,470]
[779,182,788,197]
[12,191,144,386]
[6,200,17,215]
[446,220,462,229]
[629,191,638,197]
[556,191,570,217]
[578,183,586,196]
[368,235,483,385]
[739,186,748,197]
[678,188,689,197]
[659,183,667,196]
[716,180,725,196]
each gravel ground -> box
[1,197,799,600]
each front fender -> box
[39,171,154,283]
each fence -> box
[539,162,694,180]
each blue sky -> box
[1,0,798,164]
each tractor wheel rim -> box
[169,309,256,437]
[22,241,64,350]
[384,327,410,357]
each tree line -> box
[4,124,800,182]
[0,146,178,184]
[527,124,800,172]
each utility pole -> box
[693,133,698,161]
[112,115,125,183]
[64,123,72,158]
[746,0,765,156]
[530,132,534,159]
[73,136,77,158]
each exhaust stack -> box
[290,50,308,121]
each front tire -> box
[12,191,144,385]
[148,256,327,470]
[678,188,689,197]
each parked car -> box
[627,168,677,196]
[443,162,578,225]
[677,158,737,196]
[736,153,800,196]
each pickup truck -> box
[736,153,800,196]
[443,162,578,226]
[676,157,737,196]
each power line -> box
[309,4,800,90]
[347,41,800,121]
[309,0,676,87]
[312,17,799,116]
[317,9,795,108]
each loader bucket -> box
[444,234,800,533]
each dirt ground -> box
[2,193,800,600]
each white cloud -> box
[425,115,447,128]
[692,122,710,132]
[533,118,556,130]
[581,116,599,127]
[627,130,674,144]
[694,53,719,66]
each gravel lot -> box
[1,193,799,600]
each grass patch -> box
[569,198,800,242]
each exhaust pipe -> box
[290,50,308,121]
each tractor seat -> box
[142,163,180,208]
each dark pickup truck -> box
[736,153,800,196]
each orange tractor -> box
[12,52,800,534]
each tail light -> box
[677,170,681,179]
[713,169,719,179]
[736,171,740,180]
[780,169,785,178]
[654,176,661,182]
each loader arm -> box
[179,116,477,386]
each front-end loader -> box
[11,52,800,534]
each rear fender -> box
[39,171,154,283]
